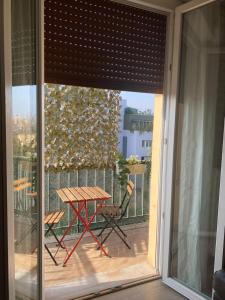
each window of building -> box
[142,140,152,148]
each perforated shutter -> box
[12,0,36,86]
[44,0,167,93]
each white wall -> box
[123,130,152,159]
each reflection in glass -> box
[170,2,225,297]
[13,86,38,299]
[12,0,39,299]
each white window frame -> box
[161,1,224,300]
[2,0,45,299]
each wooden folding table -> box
[56,186,111,266]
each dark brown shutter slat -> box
[45,47,165,66]
[12,0,36,86]
[44,0,167,93]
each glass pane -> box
[11,0,39,299]
[170,2,225,297]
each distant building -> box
[119,99,153,160]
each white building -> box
[119,99,153,160]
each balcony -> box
[44,223,155,299]
[14,155,155,299]
[13,82,159,299]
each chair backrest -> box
[120,180,135,218]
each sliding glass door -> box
[11,0,43,299]
[163,0,225,299]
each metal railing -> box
[45,167,150,234]
[14,157,151,235]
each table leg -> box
[54,201,85,258]
[63,224,88,266]
[85,201,88,223]
[86,203,110,257]
[63,201,110,266]
[78,207,110,258]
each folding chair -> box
[97,180,135,250]
[44,210,65,265]
[14,178,38,249]
[14,177,32,213]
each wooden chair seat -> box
[13,177,32,192]
[44,211,64,225]
[97,204,121,217]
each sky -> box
[12,86,155,117]
[12,86,36,117]
[121,91,155,113]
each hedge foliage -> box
[45,84,121,171]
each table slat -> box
[68,187,85,201]
[94,186,111,199]
[56,189,70,203]
[62,188,76,201]
[81,187,98,199]
[78,187,96,200]
[87,187,104,199]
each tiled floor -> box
[94,279,187,300]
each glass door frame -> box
[1,0,45,299]
[37,0,45,299]
[0,0,14,298]
[161,0,224,300]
